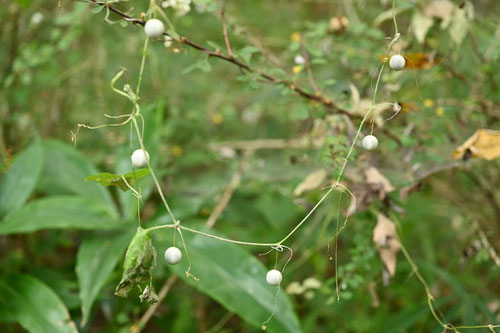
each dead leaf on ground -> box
[453,129,500,161]
[294,169,327,196]
[364,167,395,200]
[373,213,400,277]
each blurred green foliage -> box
[1,0,499,332]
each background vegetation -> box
[0,0,499,332]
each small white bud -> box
[294,55,306,65]
[131,149,150,168]
[389,55,405,71]
[266,269,282,286]
[362,135,378,151]
[144,19,165,38]
[164,247,182,265]
[30,12,44,25]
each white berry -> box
[294,55,306,65]
[164,247,182,265]
[389,55,405,71]
[266,269,282,286]
[131,149,150,168]
[362,135,378,151]
[144,19,165,38]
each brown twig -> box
[206,150,254,228]
[87,0,350,116]
[132,275,178,333]
[220,1,233,57]
[299,38,319,94]
[209,138,322,151]
[474,220,500,268]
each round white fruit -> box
[294,55,306,65]
[164,247,182,265]
[266,269,282,286]
[144,19,165,38]
[389,55,405,71]
[362,135,378,151]
[131,149,150,168]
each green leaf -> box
[182,62,199,75]
[90,5,104,14]
[14,0,32,8]
[0,140,43,217]
[76,229,135,326]
[0,274,78,333]
[165,231,302,333]
[0,196,122,235]
[382,296,452,333]
[85,169,151,192]
[207,40,223,51]
[235,46,259,63]
[167,29,180,40]
[199,58,212,73]
[40,140,116,214]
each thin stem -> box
[220,0,233,57]
[277,185,336,245]
[132,117,178,224]
[299,38,319,94]
[179,226,277,247]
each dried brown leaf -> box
[364,167,395,200]
[373,213,400,277]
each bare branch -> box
[87,0,351,116]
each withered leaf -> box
[139,283,159,304]
[373,213,400,277]
[364,167,395,200]
[115,227,157,299]
[453,129,500,161]
[294,169,327,196]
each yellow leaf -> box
[453,129,500,161]
[424,99,434,107]
[290,32,301,42]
